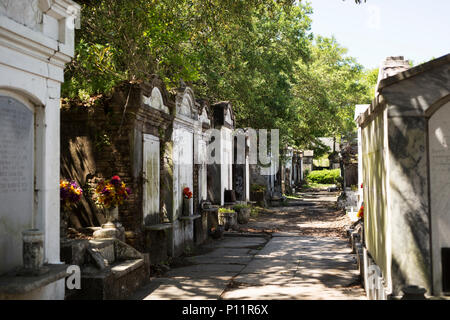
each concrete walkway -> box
[131,191,365,300]
[222,235,364,299]
[131,236,269,300]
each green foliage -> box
[218,207,235,214]
[306,169,341,185]
[362,67,379,99]
[63,0,376,149]
[289,36,374,149]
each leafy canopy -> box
[63,0,376,151]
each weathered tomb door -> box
[143,134,160,225]
[429,100,450,295]
[0,94,34,274]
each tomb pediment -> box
[198,106,211,126]
[143,87,169,114]
[176,87,196,120]
[212,101,234,128]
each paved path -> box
[131,191,365,300]
[131,236,268,300]
[221,235,364,299]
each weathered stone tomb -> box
[357,54,450,298]
[0,0,79,299]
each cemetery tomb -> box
[208,102,235,205]
[357,54,450,298]
[61,80,175,266]
[169,86,200,257]
[232,129,250,202]
[193,100,213,245]
[0,0,80,300]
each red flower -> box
[357,205,364,219]
[183,187,192,199]
[111,175,121,186]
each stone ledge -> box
[0,264,68,295]
[144,223,173,231]
[111,259,144,278]
[179,214,201,221]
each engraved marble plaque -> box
[0,95,34,274]
[429,100,450,294]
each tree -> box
[62,0,375,154]
[62,0,313,134]
[287,36,374,150]
[62,0,302,99]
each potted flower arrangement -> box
[218,207,237,230]
[182,187,193,216]
[93,175,131,225]
[60,179,83,239]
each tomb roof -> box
[378,53,450,91]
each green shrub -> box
[306,169,341,185]
[218,207,235,214]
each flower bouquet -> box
[183,187,193,200]
[94,175,131,225]
[357,204,364,219]
[60,180,83,211]
[182,187,193,216]
[94,175,131,209]
[60,179,83,239]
